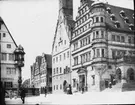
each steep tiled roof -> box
[44,54,52,69]
[105,4,134,33]
[88,1,134,33]
[36,56,42,71]
[0,17,18,47]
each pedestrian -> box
[9,89,13,99]
[109,81,112,88]
[44,86,47,97]
[82,86,84,94]
[68,84,72,95]
[20,87,26,104]
[32,86,35,96]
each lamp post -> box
[14,45,25,95]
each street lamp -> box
[14,45,25,94]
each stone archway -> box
[127,68,135,82]
[116,68,122,82]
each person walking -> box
[68,84,72,95]
[44,86,47,97]
[20,87,26,104]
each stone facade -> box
[52,0,74,94]
[30,53,52,94]
[71,0,134,92]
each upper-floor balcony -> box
[91,22,106,29]
[92,38,107,45]
[108,40,135,48]
[91,57,108,64]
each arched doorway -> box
[116,68,121,82]
[127,68,135,82]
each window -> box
[74,56,78,65]
[6,68,16,75]
[102,49,105,57]
[60,84,62,90]
[54,85,55,90]
[88,52,91,61]
[117,36,120,42]
[7,44,11,48]
[64,40,66,45]
[64,53,66,60]
[9,54,14,61]
[56,57,58,62]
[54,68,55,74]
[56,85,58,90]
[101,17,104,22]
[67,51,69,58]
[112,35,115,41]
[59,55,61,61]
[3,33,6,37]
[93,31,95,39]
[4,82,12,89]
[55,46,57,52]
[96,31,99,39]
[0,33,1,40]
[60,67,62,73]
[80,40,82,47]
[88,36,90,44]
[112,50,116,59]
[57,67,58,74]
[121,36,125,42]
[96,49,100,57]
[101,31,104,38]
[128,36,132,44]
[1,53,7,61]
[96,17,99,22]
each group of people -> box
[66,84,72,94]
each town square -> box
[0,0,135,105]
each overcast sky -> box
[0,0,134,81]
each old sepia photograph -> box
[0,0,134,105]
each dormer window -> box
[129,24,134,30]
[133,14,134,19]
[120,10,125,17]
[110,14,115,21]
[124,17,129,24]
[115,21,120,28]
[106,7,111,14]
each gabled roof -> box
[35,56,42,70]
[0,17,18,47]
[52,13,74,52]
[52,19,59,52]
[44,54,52,69]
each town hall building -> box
[71,0,135,92]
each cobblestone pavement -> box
[6,91,135,105]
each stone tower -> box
[59,0,73,19]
